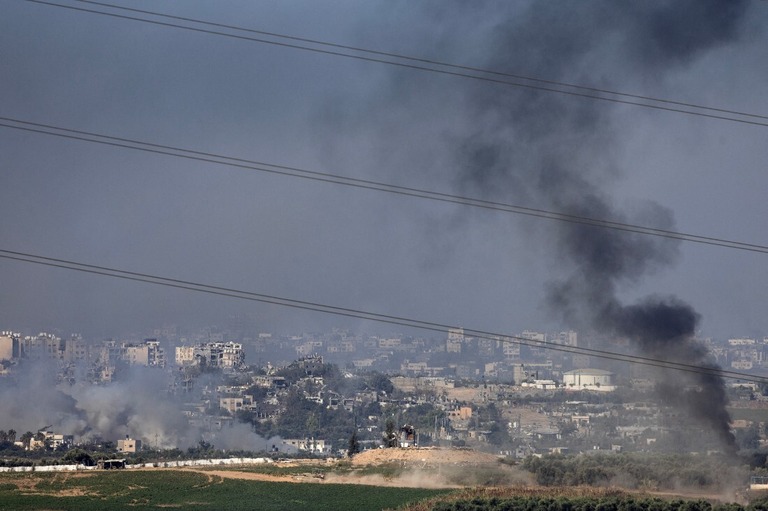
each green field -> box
[0,470,451,511]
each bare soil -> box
[182,447,532,489]
[182,447,748,505]
[349,446,500,466]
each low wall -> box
[0,457,273,473]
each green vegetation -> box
[0,469,450,511]
[397,486,768,511]
[429,496,761,511]
[521,453,746,490]
[234,364,401,446]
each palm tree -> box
[20,431,34,450]
[33,431,49,450]
[347,431,360,457]
[305,413,319,453]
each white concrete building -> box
[446,328,465,353]
[563,368,615,391]
[282,438,329,454]
[123,340,165,367]
[117,437,142,453]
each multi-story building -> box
[63,335,87,362]
[175,345,196,366]
[378,337,401,349]
[28,431,73,450]
[123,339,165,367]
[477,337,500,357]
[0,332,20,361]
[117,436,142,453]
[123,344,149,366]
[21,333,62,360]
[447,328,464,353]
[553,330,578,347]
[175,342,244,370]
[220,396,253,414]
[502,337,521,360]
[220,342,245,369]
[92,340,123,366]
[281,438,330,454]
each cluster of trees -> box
[0,430,17,444]
[432,496,764,511]
[521,453,745,490]
[241,386,359,446]
[0,430,69,454]
[0,448,95,468]
[0,430,42,451]
[61,448,95,466]
[235,364,401,448]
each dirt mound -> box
[350,447,500,467]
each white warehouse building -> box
[563,368,615,391]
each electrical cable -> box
[1,248,765,385]
[2,115,767,255]
[22,0,768,128]
[6,2,766,390]
[73,0,768,122]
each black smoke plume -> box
[441,1,748,452]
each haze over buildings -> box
[1,323,767,459]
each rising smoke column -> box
[0,361,196,447]
[442,1,748,452]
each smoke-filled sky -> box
[1,0,767,340]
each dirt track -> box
[177,448,746,504]
[190,468,462,489]
[183,448,531,489]
[349,447,500,466]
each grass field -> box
[0,470,452,511]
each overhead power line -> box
[24,0,768,128]
[2,116,767,255]
[0,116,768,254]
[1,248,763,385]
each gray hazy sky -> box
[1,0,767,340]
